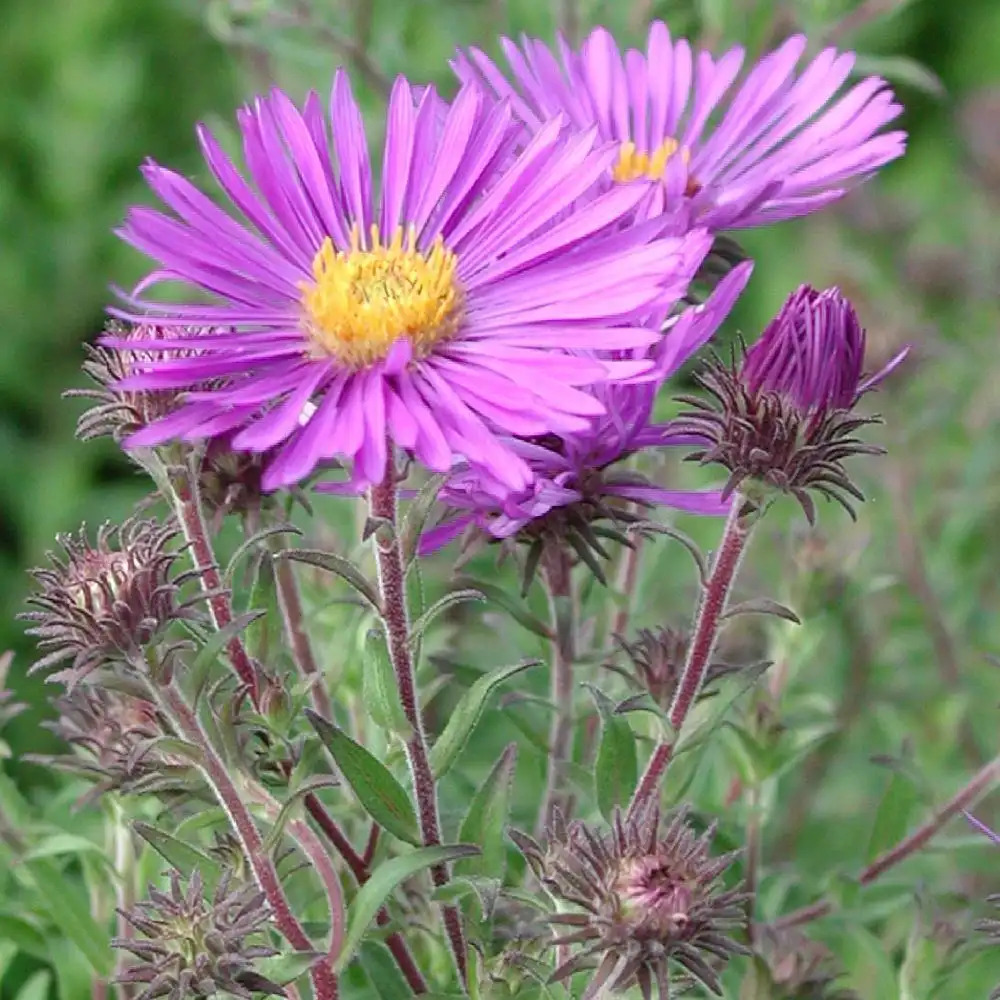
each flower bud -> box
[674,286,905,523]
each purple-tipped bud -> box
[0,651,25,730]
[610,628,738,711]
[754,926,858,999]
[31,686,195,806]
[674,286,905,523]
[509,805,747,999]
[741,287,866,416]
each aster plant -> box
[11,9,1000,1000]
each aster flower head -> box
[114,869,283,1000]
[610,626,738,711]
[510,804,747,998]
[20,517,195,686]
[672,285,906,523]
[32,686,194,805]
[72,323,291,525]
[453,24,906,232]
[420,264,752,579]
[107,71,715,495]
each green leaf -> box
[409,588,485,644]
[454,575,553,640]
[0,914,47,961]
[306,711,420,846]
[187,609,265,702]
[362,627,413,739]
[359,941,411,999]
[336,844,480,973]
[133,823,224,888]
[22,858,112,975]
[224,523,302,585]
[400,472,447,568]
[456,744,518,880]
[429,659,542,779]
[254,950,323,987]
[278,548,381,612]
[586,685,638,822]
[15,970,51,1000]
[865,768,922,865]
[20,833,110,865]
[854,55,946,99]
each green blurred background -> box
[2,0,1000,991]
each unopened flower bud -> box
[674,286,906,523]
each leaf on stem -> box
[306,711,420,846]
[430,659,541,779]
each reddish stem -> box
[174,480,258,703]
[773,754,1000,930]
[159,683,338,1000]
[629,502,751,815]
[370,460,467,984]
[306,800,427,994]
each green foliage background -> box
[2,0,1000,997]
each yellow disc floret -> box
[301,224,463,369]
[612,138,689,183]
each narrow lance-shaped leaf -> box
[456,744,518,880]
[585,684,638,822]
[133,823,223,889]
[408,589,485,645]
[335,844,480,973]
[362,628,413,739]
[277,549,381,612]
[306,711,420,846]
[454,575,554,640]
[400,473,447,568]
[430,659,542,779]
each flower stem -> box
[537,547,576,838]
[157,682,339,1000]
[629,501,752,815]
[271,537,333,719]
[172,475,258,703]
[772,753,1000,931]
[370,458,467,986]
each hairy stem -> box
[537,547,576,838]
[773,753,1000,931]
[629,501,751,815]
[157,683,339,1000]
[172,475,258,703]
[370,458,467,986]
[271,539,333,719]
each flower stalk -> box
[155,681,339,1000]
[630,499,752,814]
[537,546,576,838]
[370,455,467,986]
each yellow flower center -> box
[612,138,694,184]
[300,225,463,369]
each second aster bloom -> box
[107,72,715,494]
[453,23,906,231]
[510,804,747,998]
[420,265,751,568]
[672,285,905,523]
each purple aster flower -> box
[672,285,907,522]
[453,24,906,231]
[106,72,716,494]
[420,264,751,575]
